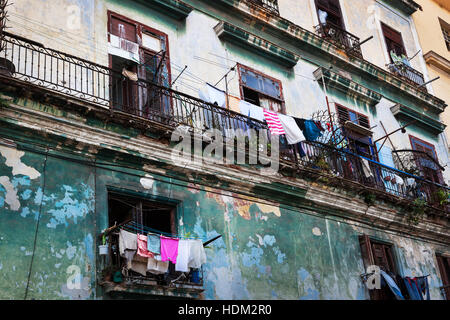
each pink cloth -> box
[137,234,154,258]
[263,109,286,135]
[160,235,179,264]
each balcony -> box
[314,22,363,59]
[387,62,427,92]
[247,0,279,14]
[0,32,448,216]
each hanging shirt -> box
[279,114,306,144]
[361,158,374,178]
[147,233,161,255]
[239,100,265,122]
[137,234,154,258]
[263,109,286,135]
[199,83,226,108]
[188,240,207,269]
[175,239,191,272]
[160,235,179,264]
[119,229,137,256]
[296,118,322,142]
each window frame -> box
[237,63,285,114]
[381,22,407,62]
[335,103,370,129]
[314,0,346,30]
[409,134,444,185]
[439,18,450,51]
[436,253,450,300]
[107,10,172,85]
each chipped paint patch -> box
[257,203,281,217]
[140,174,154,190]
[0,176,20,211]
[312,227,322,236]
[0,146,41,179]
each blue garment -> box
[297,142,306,158]
[404,277,422,300]
[416,277,430,300]
[380,270,405,300]
[147,233,161,254]
[303,120,322,142]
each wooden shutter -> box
[359,235,375,269]
[381,23,406,58]
[111,16,137,43]
[315,0,344,28]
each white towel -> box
[175,239,191,272]
[147,256,169,274]
[119,229,137,255]
[199,84,226,108]
[361,159,373,178]
[188,240,206,269]
[279,114,306,144]
[394,174,404,186]
[238,100,265,122]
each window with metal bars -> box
[336,104,370,129]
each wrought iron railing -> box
[314,22,363,59]
[105,230,204,288]
[0,32,448,213]
[387,62,426,91]
[247,0,279,14]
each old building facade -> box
[0,0,449,300]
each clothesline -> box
[118,221,210,242]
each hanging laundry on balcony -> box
[294,118,323,142]
[403,276,430,300]
[263,109,285,135]
[239,100,265,122]
[227,95,241,114]
[147,256,169,275]
[360,158,374,178]
[119,229,138,269]
[160,235,179,264]
[122,68,138,81]
[380,270,405,300]
[198,83,226,108]
[175,239,191,272]
[188,239,207,269]
[147,232,161,255]
[279,114,305,144]
[137,234,154,258]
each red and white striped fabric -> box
[263,109,286,135]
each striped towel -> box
[263,109,286,135]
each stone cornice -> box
[424,50,450,75]
[133,0,193,20]
[214,21,299,68]
[196,0,447,115]
[313,67,382,107]
[380,0,423,15]
[391,103,447,134]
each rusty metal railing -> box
[314,22,363,59]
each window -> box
[108,11,171,119]
[439,18,450,51]
[336,104,374,159]
[238,64,284,113]
[381,22,406,61]
[315,0,345,29]
[108,192,176,235]
[359,235,399,300]
[436,253,450,300]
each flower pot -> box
[99,244,108,255]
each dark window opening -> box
[315,0,345,29]
[439,18,450,51]
[381,22,407,61]
[108,192,175,234]
[238,64,284,114]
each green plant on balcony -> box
[434,189,449,206]
[406,198,427,225]
[363,192,377,207]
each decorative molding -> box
[391,103,447,134]
[134,0,193,20]
[214,21,299,68]
[423,50,450,75]
[313,67,383,107]
[379,0,422,15]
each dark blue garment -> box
[416,277,430,300]
[303,120,323,142]
[404,277,422,300]
[297,142,306,158]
